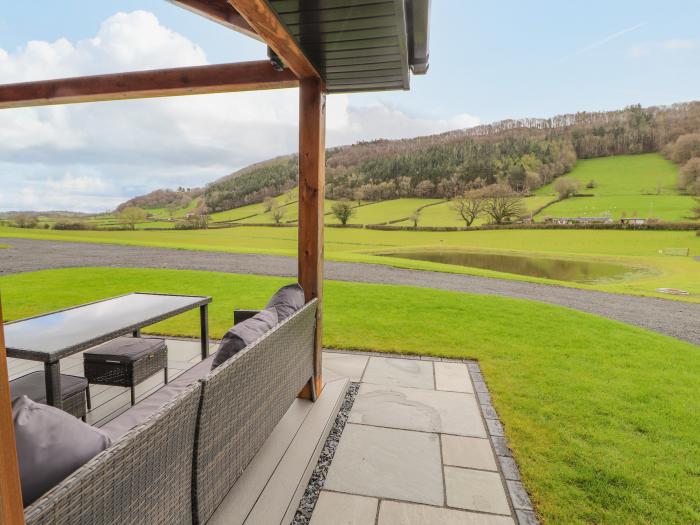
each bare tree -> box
[408,208,421,228]
[679,158,700,195]
[331,200,355,225]
[691,197,700,220]
[263,196,276,212]
[414,180,435,197]
[554,178,580,199]
[117,207,148,230]
[11,213,39,229]
[451,189,485,227]
[270,202,286,225]
[482,184,526,224]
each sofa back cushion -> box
[211,307,278,369]
[265,283,305,321]
[13,396,111,506]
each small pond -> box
[378,250,637,283]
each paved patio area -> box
[7,339,536,524]
[311,351,537,525]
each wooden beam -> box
[168,0,262,41]
[0,61,297,110]
[0,299,24,524]
[297,77,325,400]
[227,0,322,82]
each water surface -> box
[378,250,636,283]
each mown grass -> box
[2,226,698,301]
[1,267,698,524]
[325,198,442,225]
[535,154,696,220]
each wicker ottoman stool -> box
[84,337,168,406]
[10,372,90,420]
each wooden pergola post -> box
[298,77,326,400]
[0,300,24,524]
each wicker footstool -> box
[10,372,90,420]
[84,337,168,406]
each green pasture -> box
[535,154,696,220]
[1,267,698,524]
[1,225,698,301]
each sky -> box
[0,0,698,212]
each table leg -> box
[200,304,209,360]
[44,361,62,409]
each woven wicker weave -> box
[24,382,201,525]
[84,342,168,387]
[62,391,87,420]
[192,299,317,524]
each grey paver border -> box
[324,349,541,525]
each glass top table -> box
[5,293,212,409]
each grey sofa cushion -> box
[13,396,111,506]
[211,307,278,369]
[10,372,87,404]
[266,283,305,321]
[102,354,215,442]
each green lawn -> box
[1,267,698,524]
[2,226,698,302]
[535,154,696,221]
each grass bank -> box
[1,267,698,524]
[2,226,699,302]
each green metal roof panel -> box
[267,0,429,93]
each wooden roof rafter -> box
[167,0,262,41]
[227,0,324,84]
[0,61,297,110]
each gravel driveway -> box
[2,237,698,346]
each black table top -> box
[5,293,211,362]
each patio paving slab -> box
[310,492,378,525]
[362,357,434,389]
[444,466,511,515]
[323,423,444,506]
[435,362,474,393]
[378,501,516,525]
[349,383,486,437]
[442,435,498,471]
[322,352,368,383]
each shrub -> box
[670,133,700,164]
[679,158,700,195]
[554,178,581,199]
[53,220,90,230]
[331,200,355,225]
[586,179,597,189]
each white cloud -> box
[662,38,695,50]
[628,38,696,58]
[0,11,478,212]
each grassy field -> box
[393,196,555,227]
[1,267,698,524]
[535,154,696,221]
[2,225,698,301]
[325,198,442,225]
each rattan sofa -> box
[23,299,318,525]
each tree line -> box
[198,101,700,213]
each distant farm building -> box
[620,217,647,225]
[548,217,613,225]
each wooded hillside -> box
[140,101,700,213]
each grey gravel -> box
[292,382,360,525]
[1,238,698,346]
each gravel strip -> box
[292,382,360,525]
[1,238,698,346]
